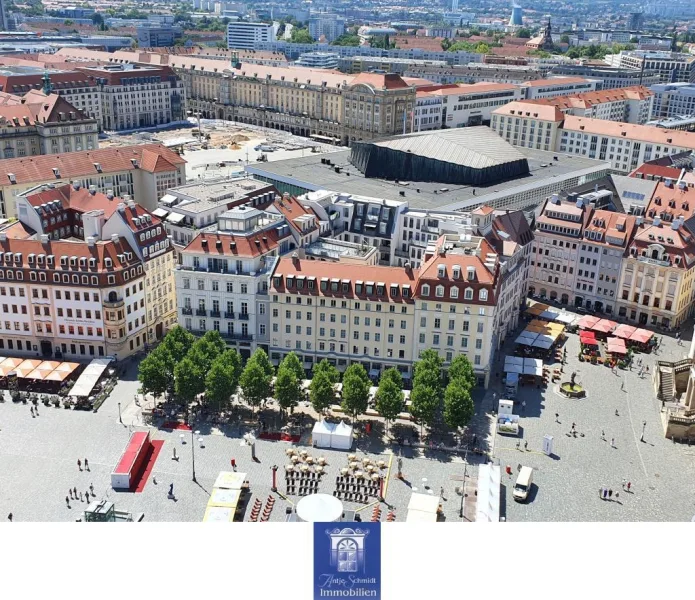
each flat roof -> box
[246,146,609,212]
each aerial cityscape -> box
[1,0,695,533]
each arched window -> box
[479,289,488,301]
[464,288,473,300]
[450,286,459,299]
[435,285,444,297]
[421,284,430,296]
[337,539,358,572]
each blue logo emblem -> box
[314,522,381,599]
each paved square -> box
[487,324,695,522]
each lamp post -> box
[118,402,122,424]
[271,465,278,492]
[459,448,469,519]
[191,429,199,482]
[641,420,647,442]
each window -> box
[421,284,430,296]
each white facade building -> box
[227,22,274,50]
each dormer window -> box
[464,288,473,300]
[467,267,475,281]
[479,289,488,301]
[376,284,385,296]
[437,264,446,277]
[320,278,328,291]
[421,284,430,296]
[390,285,399,298]
[450,287,459,299]
[435,285,444,298]
[355,281,363,294]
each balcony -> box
[395,248,409,259]
[103,298,125,309]
[210,310,221,318]
[222,332,253,342]
[224,311,235,319]
[182,307,193,315]
[196,308,207,317]
[238,313,249,320]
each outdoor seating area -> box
[514,319,566,356]
[333,454,385,504]
[525,302,576,327]
[284,448,326,496]
[0,358,87,408]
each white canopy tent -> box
[514,331,538,346]
[476,464,501,522]
[296,493,344,522]
[505,357,543,377]
[312,420,336,449]
[406,492,439,523]
[331,421,353,450]
[68,358,113,397]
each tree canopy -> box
[174,356,204,403]
[281,351,305,382]
[291,28,314,43]
[275,363,303,414]
[310,371,335,415]
[443,380,474,431]
[313,359,340,385]
[341,364,370,421]
[239,359,272,410]
[375,371,404,434]
[448,355,476,391]
[517,28,532,39]
[331,33,361,46]
[205,350,242,410]
[409,383,439,430]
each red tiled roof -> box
[630,164,683,180]
[271,257,419,302]
[0,144,185,186]
[350,72,411,90]
[493,100,565,122]
[563,116,695,147]
[645,181,695,221]
[184,228,288,259]
[271,196,316,234]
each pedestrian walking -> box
[521,400,526,414]
[440,486,445,499]
[73,486,77,497]
[84,458,89,471]
[173,447,177,461]
[524,441,528,451]
[231,458,237,471]
[69,489,73,500]
[571,422,576,432]
[555,412,560,423]
[610,438,615,447]
[90,483,94,494]
[79,492,83,501]
[85,490,90,501]
[627,482,631,492]
[168,483,174,497]
[615,409,619,416]
[35,406,38,416]
[30,406,34,417]
[615,492,619,501]
[7,513,12,521]
[516,440,521,450]
[608,489,613,499]
[621,380,625,392]
[65,496,70,508]
[603,488,608,500]
[601,430,605,440]
[77,459,82,471]
[622,478,626,490]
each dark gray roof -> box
[366,128,527,169]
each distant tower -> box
[509,3,523,27]
[42,71,53,95]
[451,0,459,12]
[627,12,644,31]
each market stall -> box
[476,465,501,523]
[312,420,335,449]
[606,337,627,356]
[629,328,654,348]
[577,315,600,330]
[296,493,344,523]
[68,358,112,398]
[613,324,637,340]
[406,492,439,523]
[331,421,354,450]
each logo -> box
[314,522,381,599]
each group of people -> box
[600,480,631,502]
[66,484,95,508]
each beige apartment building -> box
[490,102,564,151]
[616,180,695,328]
[54,48,416,145]
[0,89,98,159]
[268,234,501,386]
[0,143,186,218]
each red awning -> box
[577,315,600,329]
[607,337,627,355]
[629,328,654,344]
[591,319,617,334]
[613,324,637,340]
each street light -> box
[271,465,278,492]
[118,402,122,424]
[459,448,469,519]
[191,429,201,482]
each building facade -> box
[308,14,346,43]
[606,51,695,84]
[0,143,186,218]
[226,22,274,50]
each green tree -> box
[517,28,532,39]
[560,34,570,44]
[205,350,241,410]
[375,376,403,435]
[331,33,361,46]
[281,351,305,382]
[474,42,490,54]
[137,350,169,397]
[313,359,339,385]
[291,27,314,43]
[409,384,439,434]
[413,350,443,396]
[341,364,370,422]
[275,363,303,414]
[443,380,475,433]
[486,29,496,37]
[441,37,452,51]
[91,13,104,26]
[159,325,195,371]
[174,356,205,403]
[310,371,335,415]
[448,355,476,390]
[239,359,272,410]
[381,367,403,390]
[188,330,226,375]
[249,347,274,378]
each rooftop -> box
[159,177,275,214]
[563,116,695,147]
[246,146,607,212]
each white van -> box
[513,466,534,502]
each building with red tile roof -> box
[267,233,501,385]
[0,143,186,218]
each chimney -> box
[111,234,119,244]
[89,185,96,195]
[0,232,6,242]
[40,234,49,244]
[404,261,412,274]
[87,236,95,247]
[292,251,299,266]
[117,203,126,213]
[73,182,81,191]
[106,190,114,200]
